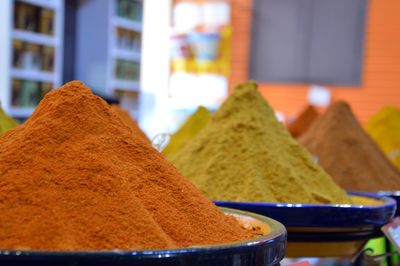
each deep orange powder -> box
[0,81,253,251]
[111,104,150,143]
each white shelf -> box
[12,29,56,46]
[111,79,140,91]
[112,48,141,61]
[8,106,36,118]
[11,68,54,83]
[113,17,142,32]
[18,0,60,9]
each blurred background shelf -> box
[112,48,141,62]
[110,80,140,92]
[12,29,56,46]
[0,0,64,119]
[74,0,143,119]
[7,106,36,118]
[11,68,54,83]
[112,17,142,32]
[18,0,60,9]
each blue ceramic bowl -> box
[214,193,396,228]
[350,190,400,216]
[0,208,286,266]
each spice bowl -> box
[349,190,400,216]
[215,193,396,257]
[0,208,287,266]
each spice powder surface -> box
[171,82,351,204]
[299,101,400,191]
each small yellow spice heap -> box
[0,106,19,134]
[365,106,400,170]
[171,82,351,204]
[163,106,212,156]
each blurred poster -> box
[169,1,231,110]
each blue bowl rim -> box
[214,192,397,210]
[349,190,400,197]
[0,207,287,258]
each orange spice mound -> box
[288,105,319,138]
[111,104,150,143]
[0,81,253,251]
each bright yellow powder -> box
[171,82,352,204]
[0,106,18,134]
[365,106,400,170]
[163,106,212,156]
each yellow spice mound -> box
[171,81,352,204]
[365,106,400,170]
[0,106,18,134]
[163,106,212,156]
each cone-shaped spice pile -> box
[287,105,319,138]
[365,106,400,170]
[0,106,18,134]
[111,104,150,143]
[171,82,351,204]
[163,106,212,157]
[0,81,254,251]
[299,101,400,191]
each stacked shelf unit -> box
[75,0,143,118]
[0,0,64,118]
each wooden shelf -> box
[12,29,56,46]
[11,68,55,82]
[113,17,142,32]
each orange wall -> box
[230,0,400,123]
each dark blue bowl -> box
[214,193,396,228]
[0,208,287,266]
[350,190,400,216]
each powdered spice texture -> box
[365,106,400,171]
[299,101,400,191]
[163,106,212,157]
[171,82,351,204]
[111,104,150,143]
[288,105,319,138]
[0,81,253,251]
[0,106,18,134]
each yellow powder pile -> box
[0,106,18,134]
[171,82,352,204]
[163,106,212,156]
[365,106,400,170]
[111,105,150,143]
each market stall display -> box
[298,101,400,191]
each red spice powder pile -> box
[299,101,400,191]
[111,104,150,143]
[287,105,319,138]
[0,81,253,251]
